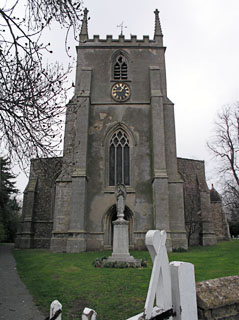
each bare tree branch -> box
[0,0,83,168]
[208,103,239,222]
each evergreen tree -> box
[0,157,20,242]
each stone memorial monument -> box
[107,184,136,263]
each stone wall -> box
[177,158,216,246]
[177,157,231,245]
[197,276,239,319]
[209,186,231,241]
[210,202,231,241]
[16,157,62,249]
[17,155,229,250]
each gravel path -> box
[0,243,46,320]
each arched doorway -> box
[103,204,134,249]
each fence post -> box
[144,230,172,318]
[127,230,173,320]
[50,300,62,320]
[82,307,97,320]
[170,262,198,320]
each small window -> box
[114,55,128,80]
[109,130,130,186]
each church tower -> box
[50,9,188,252]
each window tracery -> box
[113,55,128,80]
[109,130,130,186]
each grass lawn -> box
[13,240,239,320]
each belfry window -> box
[109,130,130,186]
[114,55,128,80]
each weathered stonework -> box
[209,186,231,241]
[177,158,217,246]
[197,276,239,319]
[16,9,225,252]
[16,158,62,249]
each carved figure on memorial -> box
[115,183,126,220]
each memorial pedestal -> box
[107,219,136,262]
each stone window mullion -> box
[113,55,128,80]
[109,130,130,186]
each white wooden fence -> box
[49,230,198,320]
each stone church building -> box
[16,9,230,252]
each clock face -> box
[111,83,130,102]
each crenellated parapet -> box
[78,34,164,48]
[79,8,164,48]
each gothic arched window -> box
[109,130,130,186]
[114,55,128,80]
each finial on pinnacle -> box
[80,8,89,42]
[154,8,163,39]
[154,9,159,15]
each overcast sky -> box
[15,0,239,194]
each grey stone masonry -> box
[107,219,136,262]
[177,158,217,246]
[197,276,239,319]
[16,158,62,249]
[17,9,225,252]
